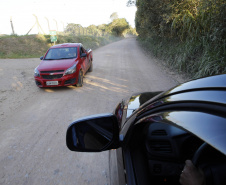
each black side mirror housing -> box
[81,53,87,58]
[40,56,44,60]
[66,114,120,152]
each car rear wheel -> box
[88,61,93,72]
[76,70,83,87]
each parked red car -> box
[34,43,93,87]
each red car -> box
[34,43,93,87]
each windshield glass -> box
[45,47,77,60]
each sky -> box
[0,0,137,35]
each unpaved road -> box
[0,38,186,185]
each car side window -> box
[80,47,85,55]
[82,47,85,53]
[129,112,226,185]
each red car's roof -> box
[50,43,81,48]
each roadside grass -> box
[0,34,121,59]
[0,34,50,58]
[138,36,226,79]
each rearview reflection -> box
[71,117,114,150]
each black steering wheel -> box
[192,142,209,166]
[192,142,226,185]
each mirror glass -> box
[67,115,116,151]
[81,53,87,57]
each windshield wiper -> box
[57,57,76,59]
[66,57,77,59]
[44,57,76,60]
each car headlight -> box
[65,64,77,75]
[34,67,40,77]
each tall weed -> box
[138,35,225,79]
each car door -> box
[119,88,226,185]
[80,46,89,72]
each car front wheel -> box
[76,70,83,87]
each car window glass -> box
[136,111,226,154]
[80,47,85,54]
[131,118,226,185]
[45,47,77,60]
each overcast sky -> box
[0,0,137,35]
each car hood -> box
[38,59,77,71]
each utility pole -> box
[10,17,15,35]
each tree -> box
[65,23,82,35]
[97,24,108,36]
[127,0,136,7]
[110,12,118,21]
[107,18,130,37]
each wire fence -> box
[1,15,110,37]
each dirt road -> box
[0,38,185,185]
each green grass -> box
[138,36,226,79]
[0,34,121,59]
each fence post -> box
[10,17,15,35]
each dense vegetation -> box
[134,0,225,78]
[65,17,136,37]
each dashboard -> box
[145,122,204,184]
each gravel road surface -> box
[0,38,186,185]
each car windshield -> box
[45,47,77,60]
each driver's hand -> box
[179,160,205,185]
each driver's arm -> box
[179,160,206,185]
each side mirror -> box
[40,56,44,60]
[66,113,120,152]
[81,53,87,58]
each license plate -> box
[46,81,58,85]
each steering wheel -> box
[192,142,226,185]
[192,142,209,166]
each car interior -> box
[127,119,226,185]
